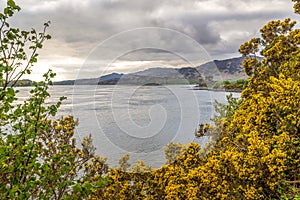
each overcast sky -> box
[3,0,297,80]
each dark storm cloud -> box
[4,0,297,79]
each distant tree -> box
[198,77,207,87]
[205,75,214,83]
[223,80,231,85]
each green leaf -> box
[49,105,57,116]
[50,72,56,78]
[36,43,42,48]
[60,96,67,101]
[82,182,92,191]
[30,57,37,63]
[73,184,82,193]
[7,0,16,7]
[7,88,15,96]
[45,34,51,40]
[9,186,19,198]
[4,7,9,15]
[7,32,15,40]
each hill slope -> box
[53,57,249,85]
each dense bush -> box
[0,1,108,199]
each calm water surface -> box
[16,85,240,168]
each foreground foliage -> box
[0,1,108,199]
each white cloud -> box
[4,0,297,80]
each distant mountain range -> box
[53,56,248,85]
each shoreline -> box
[193,86,242,93]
